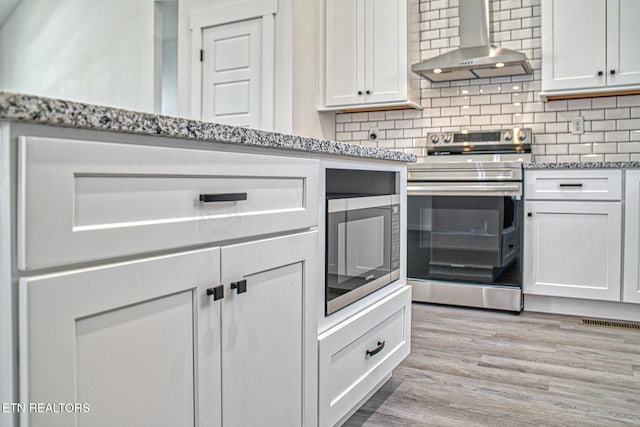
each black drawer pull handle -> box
[559,183,583,188]
[199,193,247,203]
[366,340,385,358]
[231,279,247,294]
[206,285,224,301]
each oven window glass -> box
[326,205,395,313]
[408,195,521,286]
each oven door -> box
[326,195,400,315]
[407,183,522,286]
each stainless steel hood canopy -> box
[412,0,533,82]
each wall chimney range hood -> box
[412,0,533,82]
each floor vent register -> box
[581,318,640,330]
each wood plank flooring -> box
[343,303,640,426]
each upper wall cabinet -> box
[540,0,640,100]
[319,0,420,111]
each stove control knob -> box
[430,134,440,144]
[517,130,527,141]
[443,134,453,144]
[504,131,513,141]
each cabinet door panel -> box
[19,248,221,427]
[624,170,640,303]
[325,0,365,106]
[221,231,317,427]
[541,0,606,91]
[607,0,640,86]
[365,0,406,103]
[523,201,621,301]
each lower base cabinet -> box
[523,201,622,301]
[318,286,411,427]
[624,170,640,303]
[19,231,317,427]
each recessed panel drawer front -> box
[18,136,319,270]
[525,169,622,201]
[318,286,411,427]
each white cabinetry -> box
[318,286,411,427]
[320,0,419,111]
[623,170,640,303]
[523,170,623,301]
[541,0,640,99]
[16,134,319,427]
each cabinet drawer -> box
[524,169,622,201]
[318,286,411,427]
[18,136,319,270]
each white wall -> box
[291,0,335,140]
[1,0,158,112]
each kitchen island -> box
[0,92,413,427]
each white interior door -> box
[202,18,263,128]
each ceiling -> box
[0,0,21,27]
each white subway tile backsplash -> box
[592,97,616,108]
[604,153,631,162]
[545,122,569,133]
[618,95,640,107]
[617,119,640,130]
[451,116,471,126]
[545,144,568,155]
[605,131,630,142]
[581,109,605,121]
[593,142,617,154]
[534,112,557,122]
[432,117,451,127]
[568,143,592,154]
[605,108,630,120]
[481,104,501,115]
[580,154,605,163]
[618,142,640,153]
[567,98,592,110]
[344,122,360,132]
[332,0,640,163]
[591,120,615,132]
[556,155,580,163]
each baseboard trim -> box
[524,294,640,322]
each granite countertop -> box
[0,92,416,163]
[525,162,640,169]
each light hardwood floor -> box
[344,303,640,426]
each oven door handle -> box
[408,183,522,197]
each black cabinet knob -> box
[357,91,363,95]
[231,279,247,294]
[366,90,371,95]
[610,69,616,75]
[527,212,532,217]
[597,70,603,76]
[206,285,224,301]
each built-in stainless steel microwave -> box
[325,194,400,315]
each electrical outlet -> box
[368,127,379,141]
[570,117,584,135]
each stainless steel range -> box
[407,128,531,312]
